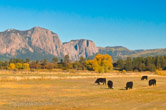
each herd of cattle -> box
[95,76,156,90]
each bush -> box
[121,70,126,73]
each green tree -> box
[64,55,70,63]
[117,58,124,70]
[132,58,139,71]
[0,61,3,69]
[132,57,145,71]
[161,58,166,70]
[79,56,85,64]
[43,59,48,65]
[63,55,71,70]
[52,57,58,64]
[10,58,24,63]
[145,56,152,69]
[73,61,79,69]
[138,63,145,71]
[79,56,86,70]
[60,59,63,63]
[36,60,39,64]
[2,61,9,69]
[155,56,160,69]
[148,64,156,72]
[25,58,30,63]
[41,59,48,69]
[125,57,132,71]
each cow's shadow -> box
[101,88,113,90]
[119,88,126,90]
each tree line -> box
[0,54,113,73]
[114,56,166,72]
[0,55,166,72]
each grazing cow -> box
[141,76,148,80]
[95,78,106,85]
[107,80,113,89]
[149,79,156,86]
[126,81,133,90]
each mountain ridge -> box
[0,27,98,61]
[0,26,166,61]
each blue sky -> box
[0,0,166,50]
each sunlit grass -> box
[0,72,166,110]
[155,70,166,76]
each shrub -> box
[122,70,126,73]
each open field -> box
[0,72,166,110]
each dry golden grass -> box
[155,70,166,76]
[0,72,166,110]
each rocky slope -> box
[63,39,98,61]
[0,27,98,61]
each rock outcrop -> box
[63,39,98,61]
[0,27,98,61]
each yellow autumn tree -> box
[15,63,23,69]
[22,63,30,70]
[8,63,16,70]
[92,54,113,73]
[85,60,94,70]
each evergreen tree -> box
[125,57,132,71]
[79,56,86,70]
[36,60,39,64]
[132,58,139,71]
[145,56,152,71]
[64,55,70,63]
[43,59,48,65]
[161,59,166,70]
[155,56,160,69]
[52,57,58,64]
[26,58,30,63]
[117,58,124,70]
[63,55,70,70]
[138,63,145,71]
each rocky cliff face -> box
[28,27,64,57]
[63,39,98,61]
[0,29,33,56]
[0,27,98,61]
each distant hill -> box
[127,48,166,57]
[98,46,166,61]
[0,27,165,61]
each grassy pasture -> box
[0,73,166,110]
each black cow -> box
[149,79,156,86]
[126,81,133,90]
[141,76,148,80]
[95,78,106,85]
[107,80,113,89]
